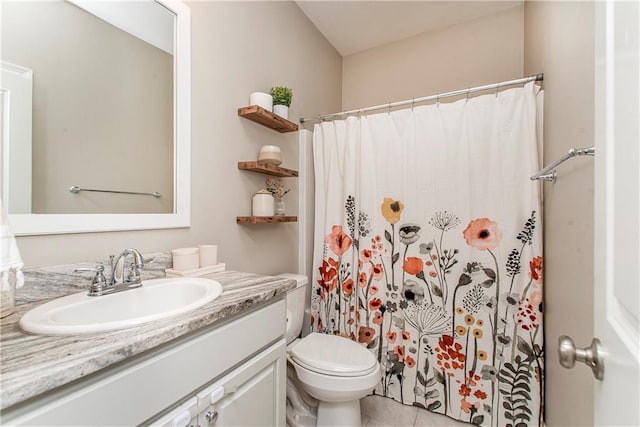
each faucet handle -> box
[124,263,143,283]
[74,265,107,295]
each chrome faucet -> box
[74,248,145,296]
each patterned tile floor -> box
[361,395,469,427]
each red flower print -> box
[529,256,543,282]
[402,331,410,341]
[342,278,354,295]
[369,298,382,311]
[394,345,405,362]
[370,285,378,295]
[426,260,433,267]
[463,218,503,251]
[386,331,397,343]
[317,259,338,297]
[325,225,353,257]
[460,398,474,414]
[405,355,416,368]
[358,326,375,344]
[358,272,367,287]
[319,259,338,281]
[370,264,384,281]
[459,384,472,397]
[372,311,383,325]
[375,235,382,243]
[435,334,466,376]
[360,249,373,264]
[517,297,542,331]
[474,390,487,400]
[429,271,437,278]
[402,257,423,275]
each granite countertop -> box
[0,253,295,410]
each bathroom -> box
[1,0,638,426]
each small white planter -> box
[250,92,273,111]
[273,104,289,120]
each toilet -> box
[279,273,381,427]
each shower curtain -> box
[310,82,543,427]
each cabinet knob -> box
[205,410,218,425]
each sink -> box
[19,278,223,335]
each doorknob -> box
[558,335,604,380]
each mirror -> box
[0,0,191,235]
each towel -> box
[0,198,24,315]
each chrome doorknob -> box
[558,335,604,380]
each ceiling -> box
[295,1,522,57]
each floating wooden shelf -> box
[237,216,298,224]
[238,105,299,133]
[237,161,298,177]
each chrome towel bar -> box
[530,146,595,182]
[69,186,162,198]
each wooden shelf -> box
[237,216,298,224]
[238,105,299,133]
[237,161,298,177]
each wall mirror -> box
[0,0,190,235]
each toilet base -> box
[316,399,361,427]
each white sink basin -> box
[19,278,223,335]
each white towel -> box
[0,198,24,290]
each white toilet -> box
[279,274,381,427]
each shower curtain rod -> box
[299,73,544,124]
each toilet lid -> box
[289,333,378,377]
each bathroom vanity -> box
[0,267,294,425]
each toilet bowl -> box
[279,274,381,427]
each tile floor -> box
[360,395,469,427]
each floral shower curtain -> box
[310,82,544,426]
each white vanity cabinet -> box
[3,300,287,426]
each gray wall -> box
[15,1,342,274]
[342,5,524,109]
[524,1,595,425]
[2,1,174,214]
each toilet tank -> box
[276,273,308,344]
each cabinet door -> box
[196,341,286,426]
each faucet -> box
[74,248,145,297]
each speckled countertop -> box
[0,253,295,410]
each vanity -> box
[2,1,293,423]
[0,264,294,425]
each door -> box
[593,0,640,424]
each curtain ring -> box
[465,89,470,103]
[495,83,500,98]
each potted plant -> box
[270,86,293,120]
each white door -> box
[593,0,640,424]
